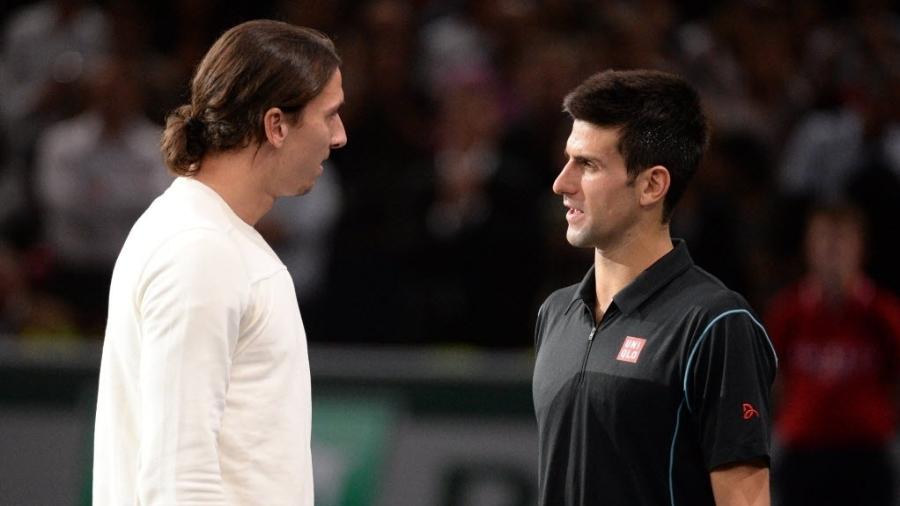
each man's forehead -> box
[566,121,620,154]
[323,69,343,94]
[323,91,343,109]
[312,70,344,107]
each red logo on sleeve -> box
[616,336,647,363]
[742,403,760,420]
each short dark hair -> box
[161,20,341,176]
[563,69,708,221]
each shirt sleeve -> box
[135,229,248,505]
[686,309,777,470]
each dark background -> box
[2,0,898,347]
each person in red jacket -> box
[767,203,900,506]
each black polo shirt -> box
[532,240,777,506]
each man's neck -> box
[810,269,865,305]
[592,227,673,320]
[193,148,274,227]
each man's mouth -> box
[567,207,584,219]
[564,201,584,217]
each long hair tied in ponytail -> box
[158,20,340,177]
[161,105,204,176]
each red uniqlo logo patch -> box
[616,336,647,363]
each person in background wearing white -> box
[34,55,170,332]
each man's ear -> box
[263,107,288,148]
[639,165,670,207]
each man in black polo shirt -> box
[533,70,777,506]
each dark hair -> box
[161,20,341,176]
[563,69,708,222]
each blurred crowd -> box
[0,0,898,347]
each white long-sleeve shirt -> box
[93,177,313,505]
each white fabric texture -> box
[93,177,313,506]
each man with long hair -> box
[93,20,346,505]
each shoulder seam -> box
[248,265,289,286]
[133,226,248,311]
[681,309,778,413]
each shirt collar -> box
[565,239,694,316]
[170,176,274,251]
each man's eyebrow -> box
[326,101,344,115]
[566,151,600,164]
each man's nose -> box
[552,161,577,195]
[331,115,347,149]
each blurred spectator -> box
[0,129,19,239]
[418,0,496,97]
[103,0,177,124]
[0,243,26,334]
[0,0,896,351]
[1,0,109,256]
[673,131,786,308]
[33,56,170,335]
[777,92,881,200]
[778,2,900,202]
[779,76,900,293]
[275,0,345,36]
[503,32,595,295]
[0,0,109,200]
[766,203,900,506]
[322,0,433,344]
[417,73,543,347]
[144,0,242,123]
[0,0,107,139]
[677,2,801,145]
[505,32,589,187]
[0,241,79,339]
[595,0,677,70]
[844,71,900,295]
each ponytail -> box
[161,104,205,176]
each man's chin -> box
[281,184,313,198]
[294,177,318,196]
[565,230,594,249]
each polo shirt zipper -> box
[577,324,598,386]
